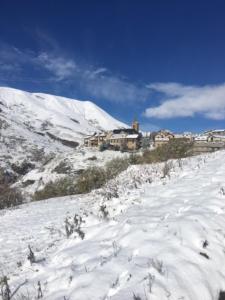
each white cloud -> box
[91,67,107,76]
[37,52,77,81]
[144,82,225,120]
[0,42,149,103]
[83,74,149,103]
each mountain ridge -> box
[0,86,127,140]
[0,86,127,173]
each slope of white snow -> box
[0,87,126,137]
[0,87,127,189]
[1,151,225,299]
[0,87,127,157]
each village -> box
[84,120,225,154]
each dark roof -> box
[113,128,138,134]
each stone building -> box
[84,120,142,151]
[154,130,174,148]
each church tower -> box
[132,119,139,132]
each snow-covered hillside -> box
[0,87,127,192]
[1,151,225,300]
[0,87,126,141]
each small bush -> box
[99,204,109,219]
[53,160,72,174]
[0,276,11,300]
[27,245,36,265]
[87,156,97,161]
[105,157,130,179]
[29,147,45,162]
[33,167,107,200]
[129,154,141,165]
[0,183,23,210]
[33,157,131,200]
[0,168,17,184]
[133,294,142,300]
[162,161,173,178]
[76,166,107,194]
[138,139,193,164]
[65,214,85,239]
[11,161,35,176]
[33,177,76,201]
[219,291,225,300]
[32,139,194,201]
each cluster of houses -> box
[84,120,141,151]
[191,129,225,154]
[84,121,225,154]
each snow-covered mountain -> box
[0,86,126,143]
[0,87,127,171]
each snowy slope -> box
[0,87,127,178]
[1,151,225,299]
[0,86,126,141]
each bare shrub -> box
[112,241,120,257]
[148,258,165,275]
[99,204,109,219]
[29,147,45,163]
[33,177,76,201]
[178,158,183,169]
[76,166,107,194]
[65,214,85,239]
[87,156,97,161]
[219,291,225,300]
[53,160,72,174]
[11,161,35,176]
[27,245,35,265]
[162,161,173,178]
[105,157,130,179]
[133,293,142,300]
[139,139,193,164]
[0,276,28,300]
[100,183,119,200]
[220,187,225,196]
[0,168,17,185]
[147,273,155,293]
[33,156,132,200]
[37,281,43,299]
[202,240,209,248]
[77,157,130,195]
[129,153,141,165]
[0,276,11,300]
[0,183,23,210]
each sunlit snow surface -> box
[0,86,126,166]
[1,151,225,299]
[0,86,128,194]
[0,87,126,138]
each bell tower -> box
[132,119,139,132]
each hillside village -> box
[84,121,225,154]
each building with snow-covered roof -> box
[84,132,107,147]
[84,120,142,151]
[208,135,225,143]
[174,132,193,141]
[194,135,209,142]
[107,131,141,151]
[154,130,174,148]
[205,129,225,136]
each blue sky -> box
[0,0,225,132]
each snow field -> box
[0,151,225,299]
